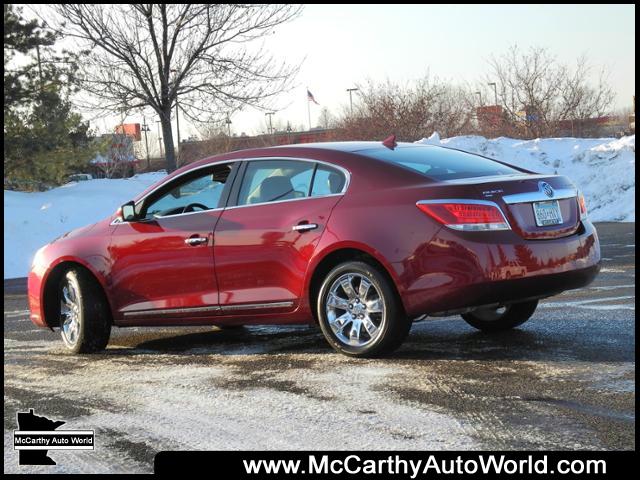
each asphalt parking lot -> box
[4,222,635,473]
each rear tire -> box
[59,268,111,353]
[461,300,538,333]
[317,261,410,357]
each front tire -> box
[59,268,111,353]
[461,300,538,333]
[317,261,410,357]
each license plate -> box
[533,200,563,226]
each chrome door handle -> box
[292,223,318,232]
[185,237,208,246]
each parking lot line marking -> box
[589,284,635,290]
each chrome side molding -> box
[123,305,221,317]
[122,301,295,317]
[220,301,294,311]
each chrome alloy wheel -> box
[325,273,385,347]
[60,279,81,347]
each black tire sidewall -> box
[461,300,538,333]
[59,268,111,353]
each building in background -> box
[114,123,142,141]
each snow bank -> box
[4,172,165,279]
[418,134,635,223]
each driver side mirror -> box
[120,201,138,222]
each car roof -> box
[181,141,436,171]
[271,141,432,153]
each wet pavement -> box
[4,222,635,473]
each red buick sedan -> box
[28,141,600,357]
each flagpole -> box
[306,87,311,131]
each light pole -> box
[475,91,483,106]
[141,117,151,169]
[265,112,275,135]
[225,115,232,137]
[487,82,498,106]
[347,87,359,115]
[175,99,181,158]
[171,69,181,164]
[155,120,164,160]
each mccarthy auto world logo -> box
[14,409,94,465]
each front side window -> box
[142,163,233,218]
[237,160,314,206]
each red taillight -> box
[578,192,588,220]
[416,201,510,231]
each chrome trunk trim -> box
[502,188,576,204]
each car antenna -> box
[382,134,397,150]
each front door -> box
[213,159,347,313]
[109,162,236,321]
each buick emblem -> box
[539,181,554,198]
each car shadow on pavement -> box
[96,319,633,364]
[103,325,329,356]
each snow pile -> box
[4,172,166,279]
[418,133,635,223]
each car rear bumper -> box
[426,263,600,316]
[395,220,601,317]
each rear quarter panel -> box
[303,152,444,315]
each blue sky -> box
[227,4,635,135]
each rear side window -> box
[237,160,314,206]
[311,164,346,196]
[360,146,521,180]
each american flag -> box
[307,89,320,105]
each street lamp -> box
[265,112,275,135]
[286,122,292,144]
[347,87,359,115]
[155,120,164,160]
[487,82,498,106]
[141,118,151,169]
[225,115,232,137]
[170,69,181,162]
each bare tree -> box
[486,46,614,138]
[50,4,302,172]
[318,107,335,129]
[93,134,136,179]
[335,76,474,141]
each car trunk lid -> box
[439,174,580,239]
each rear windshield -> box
[359,146,522,180]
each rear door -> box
[213,158,347,314]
